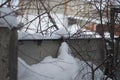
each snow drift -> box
[18,42,110,80]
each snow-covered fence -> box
[18,42,109,80]
[18,40,61,65]
[18,38,104,66]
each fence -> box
[18,38,104,66]
[0,27,17,80]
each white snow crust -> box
[18,26,101,40]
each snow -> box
[18,30,101,40]
[70,28,101,39]
[18,31,45,40]
[104,32,119,38]
[18,42,111,80]
[0,7,17,28]
[18,24,101,40]
[73,59,103,80]
[67,15,107,24]
[18,31,61,40]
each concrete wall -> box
[18,39,104,66]
[18,40,61,65]
[68,39,104,65]
[0,28,17,80]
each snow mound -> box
[73,59,103,80]
[18,42,110,80]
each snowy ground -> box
[18,42,111,80]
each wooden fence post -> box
[0,27,17,80]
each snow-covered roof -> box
[104,32,119,38]
[67,15,107,24]
[0,7,17,29]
